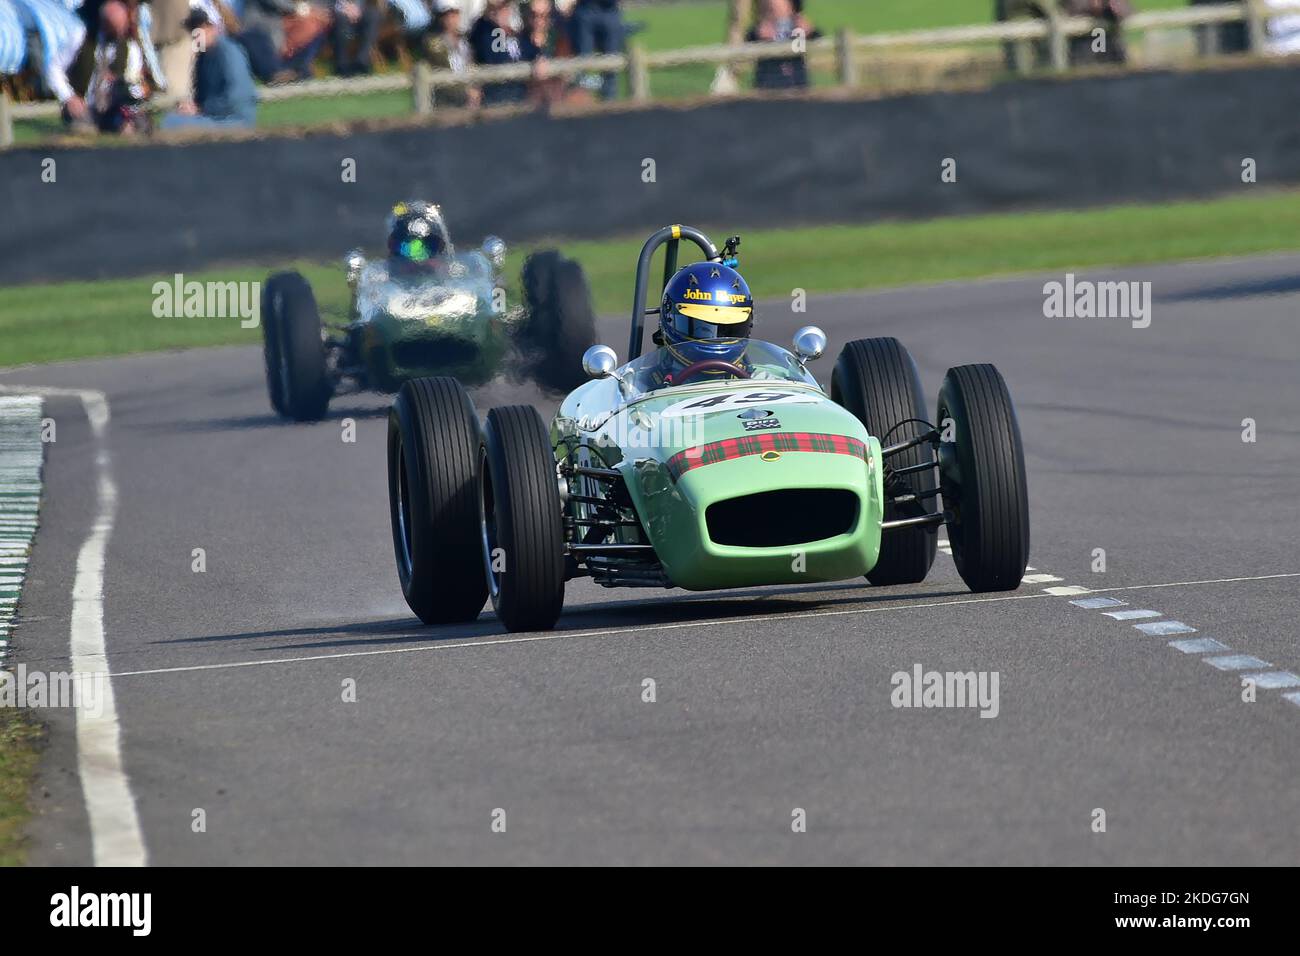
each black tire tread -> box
[832,337,937,585]
[389,377,488,624]
[939,364,1029,592]
[266,271,330,421]
[484,405,565,631]
[260,279,286,416]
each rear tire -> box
[260,281,287,417]
[832,337,937,585]
[518,252,596,393]
[936,364,1030,592]
[481,405,566,632]
[264,271,331,421]
[388,377,489,625]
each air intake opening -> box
[394,338,480,369]
[706,489,858,548]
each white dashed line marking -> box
[1169,637,1229,654]
[1044,585,1091,596]
[1203,655,1271,672]
[58,569,1291,682]
[1132,621,1196,636]
[1284,692,1300,709]
[1071,596,1127,609]
[1022,573,1064,584]
[1242,672,1300,690]
[1103,609,1161,620]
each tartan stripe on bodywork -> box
[665,432,867,481]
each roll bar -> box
[627,224,721,361]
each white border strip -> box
[0,396,42,666]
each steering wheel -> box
[671,360,751,385]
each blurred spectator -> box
[86,0,160,130]
[161,6,255,127]
[570,0,620,99]
[995,0,1128,68]
[747,0,817,90]
[0,1,25,83]
[996,0,1039,70]
[331,0,380,75]
[281,0,332,77]
[1062,0,1128,64]
[149,0,192,100]
[1188,0,1246,55]
[521,0,573,103]
[1264,0,1300,54]
[237,0,329,82]
[236,0,295,81]
[8,0,89,122]
[384,0,427,38]
[469,0,527,105]
[418,0,479,106]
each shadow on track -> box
[147,402,391,433]
[1156,273,1300,302]
[154,582,971,653]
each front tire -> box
[481,405,566,632]
[832,337,937,585]
[263,271,331,421]
[388,377,489,624]
[937,364,1030,592]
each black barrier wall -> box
[2,62,1297,284]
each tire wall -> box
[3,61,1297,284]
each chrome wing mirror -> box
[793,325,827,366]
[582,344,618,379]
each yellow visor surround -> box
[676,303,753,325]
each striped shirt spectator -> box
[10,0,87,104]
[1266,0,1300,53]
[386,0,429,32]
[0,0,27,78]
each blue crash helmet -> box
[660,262,754,362]
[387,200,449,262]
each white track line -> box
[100,569,1300,681]
[0,385,146,867]
[1084,572,1300,594]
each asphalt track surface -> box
[3,254,1299,866]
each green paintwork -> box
[351,251,516,391]
[553,355,885,591]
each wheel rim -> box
[478,447,500,600]
[396,442,414,578]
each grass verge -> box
[0,710,44,866]
[4,189,1299,368]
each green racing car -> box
[261,200,596,420]
[386,225,1030,632]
